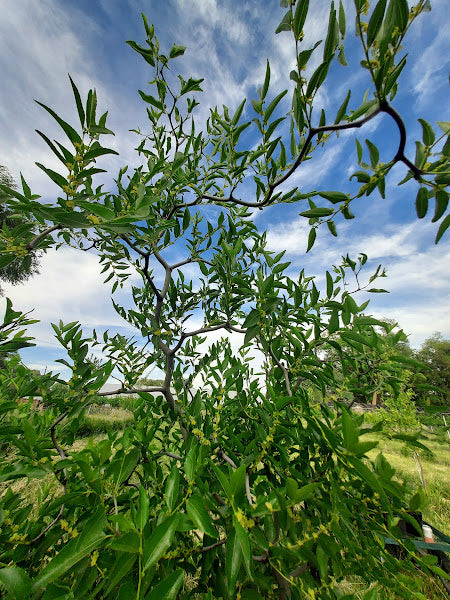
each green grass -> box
[365,432,450,534]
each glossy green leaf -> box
[32,510,106,592]
[112,447,140,487]
[432,190,448,222]
[435,213,450,243]
[275,10,291,34]
[225,529,241,594]
[234,520,252,579]
[142,514,180,572]
[0,567,32,599]
[418,118,435,146]
[367,0,387,46]
[165,464,180,511]
[186,495,217,538]
[261,60,270,100]
[338,0,346,36]
[293,0,309,39]
[136,486,150,530]
[335,89,351,124]
[295,482,321,503]
[138,90,164,111]
[35,101,82,146]
[319,191,348,204]
[144,569,184,600]
[300,207,333,218]
[415,187,428,219]
[264,90,288,123]
[103,554,137,597]
[69,75,85,127]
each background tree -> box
[416,333,450,406]
[0,165,40,295]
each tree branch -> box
[26,224,63,251]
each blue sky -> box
[0,0,449,379]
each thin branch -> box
[170,322,231,354]
[26,224,62,251]
[219,450,237,469]
[245,470,255,507]
[266,343,292,397]
[158,451,182,460]
[98,386,165,397]
[201,538,227,553]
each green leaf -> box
[103,554,137,597]
[35,163,67,189]
[300,207,333,218]
[295,482,321,503]
[323,2,338,60]
[165,465,180,511]
[251,99,263,114]
[138,90,164,111]
[306,60,331,97]
[338,0,346,36]
[69,75,85,127]
[319,191,348,204]
[346,455,385,500]
[144,569,184,600]
[307,228,316,252]
[342,410,358,450]
[327,220,338,237]
[293,0,309,39]
[275,10,291,34]
[326,271,333,297]
[365,139,379,166]
[415,187,428,219]
[261,60,270,100]
[126,40,155,66]
[109,531,140,554]
[32,510,106,592]
[169,44,186,59]
[226,529,241,594]
[136,486,150,530]
[186,495,217,538]
[367,0,387,46]
[418,118,435,146]
[180,77,204,96]
[0,567,32,599]
[211,463,232,501]
[432,190,448,222]
[112,447,140,487]
[234,520,252,579]
[316,544,329,580]
[335,89,351,124]
[35,101,82,146]
[435,214,450,243]
[142,514,180,571]
[328,310,339,334]
[264,90,288,123]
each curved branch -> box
[380,101,424,180]
[26,224,63,251]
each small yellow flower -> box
[90,550,99,566]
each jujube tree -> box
[0,1,449,599]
